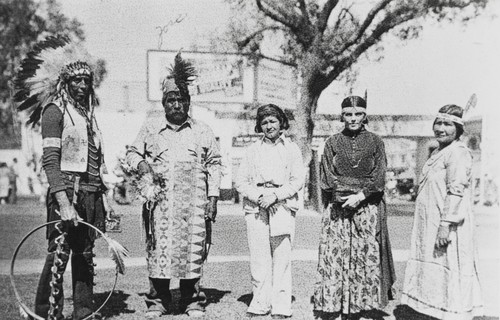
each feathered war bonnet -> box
[14,35,99,127]
[161,52,197,104]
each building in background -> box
[2,50,496,207]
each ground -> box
[0,198,498,320]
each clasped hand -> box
[258,193,277,209]
[341,192,365,210]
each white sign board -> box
[147,50,254,103]
[147,50,298,107]
[256,58,297,109]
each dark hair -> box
[341,96,366,109]
[254,104,290,133]
[340,95,368,124]
[434,104,464,139]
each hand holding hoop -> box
[10,220,128,320]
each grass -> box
[1,198,497,319]
[4,261,496,320]
[1,261,382,320]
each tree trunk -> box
[309,149,322,211]
[294,55,322,210]
[295,85,315,165]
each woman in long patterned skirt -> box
[313,96,395,320]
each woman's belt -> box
[256,182,281,188]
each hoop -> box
[10,220,119,320]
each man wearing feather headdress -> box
[14,36,113,320]
[126,53,221,318]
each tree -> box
[0,0,106,102]
[218,0,489,207]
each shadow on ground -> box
[204,288,232,306]
[238,293,297,308]
[95,290,135,318]
[137,287,231,315]
[237,293,252,307]
[394,304,497,320]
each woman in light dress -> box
[401,104,483,319]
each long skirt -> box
[313,203,388,314]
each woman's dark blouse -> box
[320,127,386,202]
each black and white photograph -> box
[1,0,499,319]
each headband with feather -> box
[464,93,477,116]
[14,35,99,127]
[161,52,197,99]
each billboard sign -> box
[256,58,297,108]
[147,50,297,107]
[147,50,254,103]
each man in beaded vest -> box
[14,36,112,320]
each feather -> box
[14,35,99,126]
[103,235,129,275]
[14,36,69,93]
[169,51,197,90]
[17,95,39,111]
[18,305,28,319]
[28,104,44,127]
[464,93,477,115]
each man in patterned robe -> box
[126,55,221,319]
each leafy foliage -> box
[219,0,489,206]
[0,0,107,102]
[220,0,489,150]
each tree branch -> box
[335,7,356,30]
[317,0,340,34]
[256,0,317,48]
[325,0,487,83]
[236,25,289,49]
[257,53,297,67]
[297,0,310,23]
[327,11,416,83]
[256,0,301,32]
[338,0,394,53]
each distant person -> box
[26,158,37,195]
[8,157,19,204]
[401,105,483,319]
[235,104,305,319]
[313,96,395,320]
[113,145,132,204]
[126,53,221,319]
[385,172,397,199]
[0,162,10,204]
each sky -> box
[58,0,500,118]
